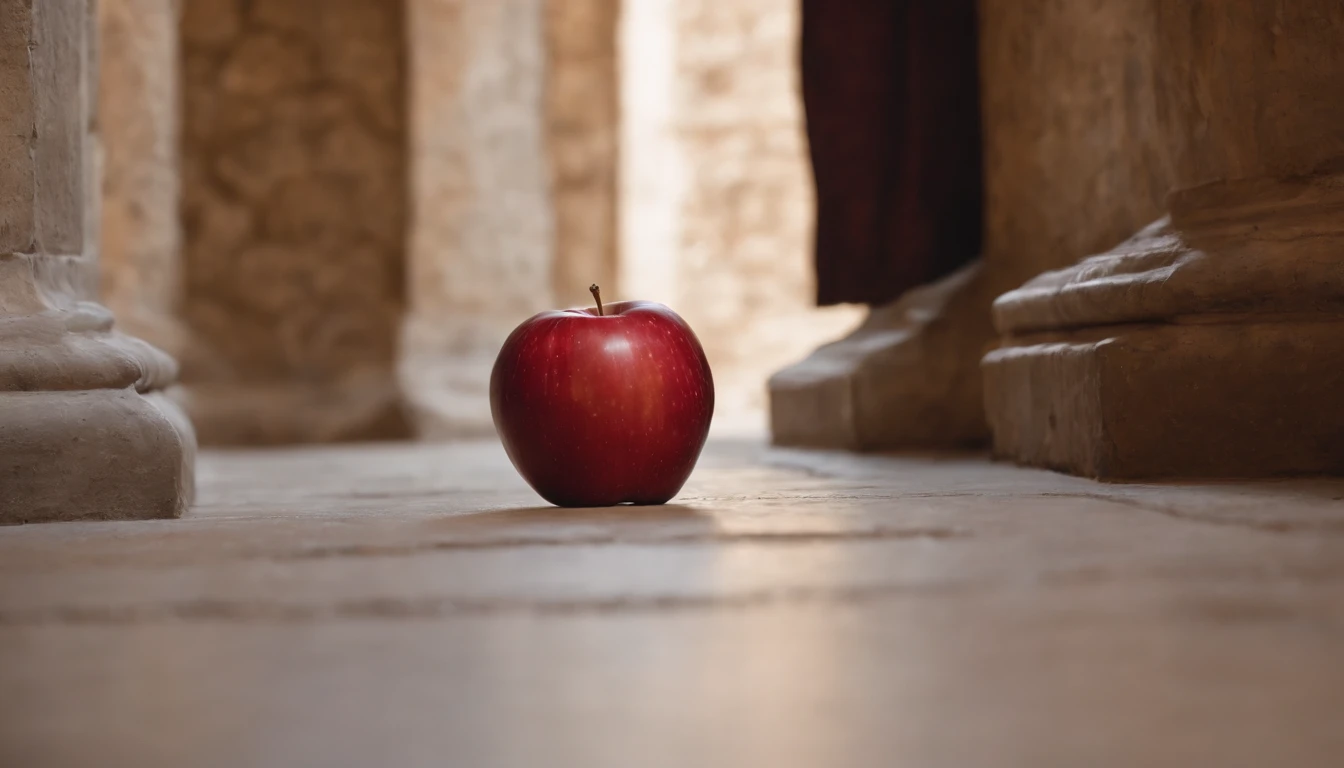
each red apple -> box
[490,285,714,507]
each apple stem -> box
[589,283,605,316]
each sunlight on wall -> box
[618,0,863,436]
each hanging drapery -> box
[802,0,983,306]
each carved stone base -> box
[0,255,197,524]
[984,175,1344,479]
[768,262,996,450]
[0,388,195,524]
[984,323,1344,478]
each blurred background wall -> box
[179,0,411,443]
[98,0,861,445]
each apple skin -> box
[490,300,714,507]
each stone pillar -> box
[622,0,861,434]
[0,0,194,523]
[178,0,411,445]
[983,0,1344,478]
[400,0,555,438]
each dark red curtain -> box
[802,0,983,306]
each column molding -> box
[0,0,194,523]
[983,174,1344,478]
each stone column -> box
[983,0,1344,478]
[400,0,555,438]
[0,0,194,523]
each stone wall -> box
[622,0,861,434]
[179,0,410,444]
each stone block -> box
[985,175,1344,478]
[984,323,1344,479]
[770,263,992,450]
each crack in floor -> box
[1033,492,1344,534]
[272,526,968,560]
[8,568,1343,627]
[0,583,978,625]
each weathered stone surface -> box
[994,179,1344,335]
[986,176,1344,479]
[400,0,555,438]
[985,322,1344,479]
[180,0,410,444]
[0,0,37,255]
[984,1,1344,479]
[29,0,87,257]
[770,262,993,450]
[0,388,194,523]
[626,0,861,434]
[1150,1,1344,188]
[979,0,1171,288]
[0,0,194,524]
[3,439,1344,763]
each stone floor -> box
[3,439,1344,767]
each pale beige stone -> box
[0,0,194,524]
[401,0,555,438]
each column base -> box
[0,388,195,524]
[984,175,1344,479]
[983,322,1344,479]
[768,262,995,450]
